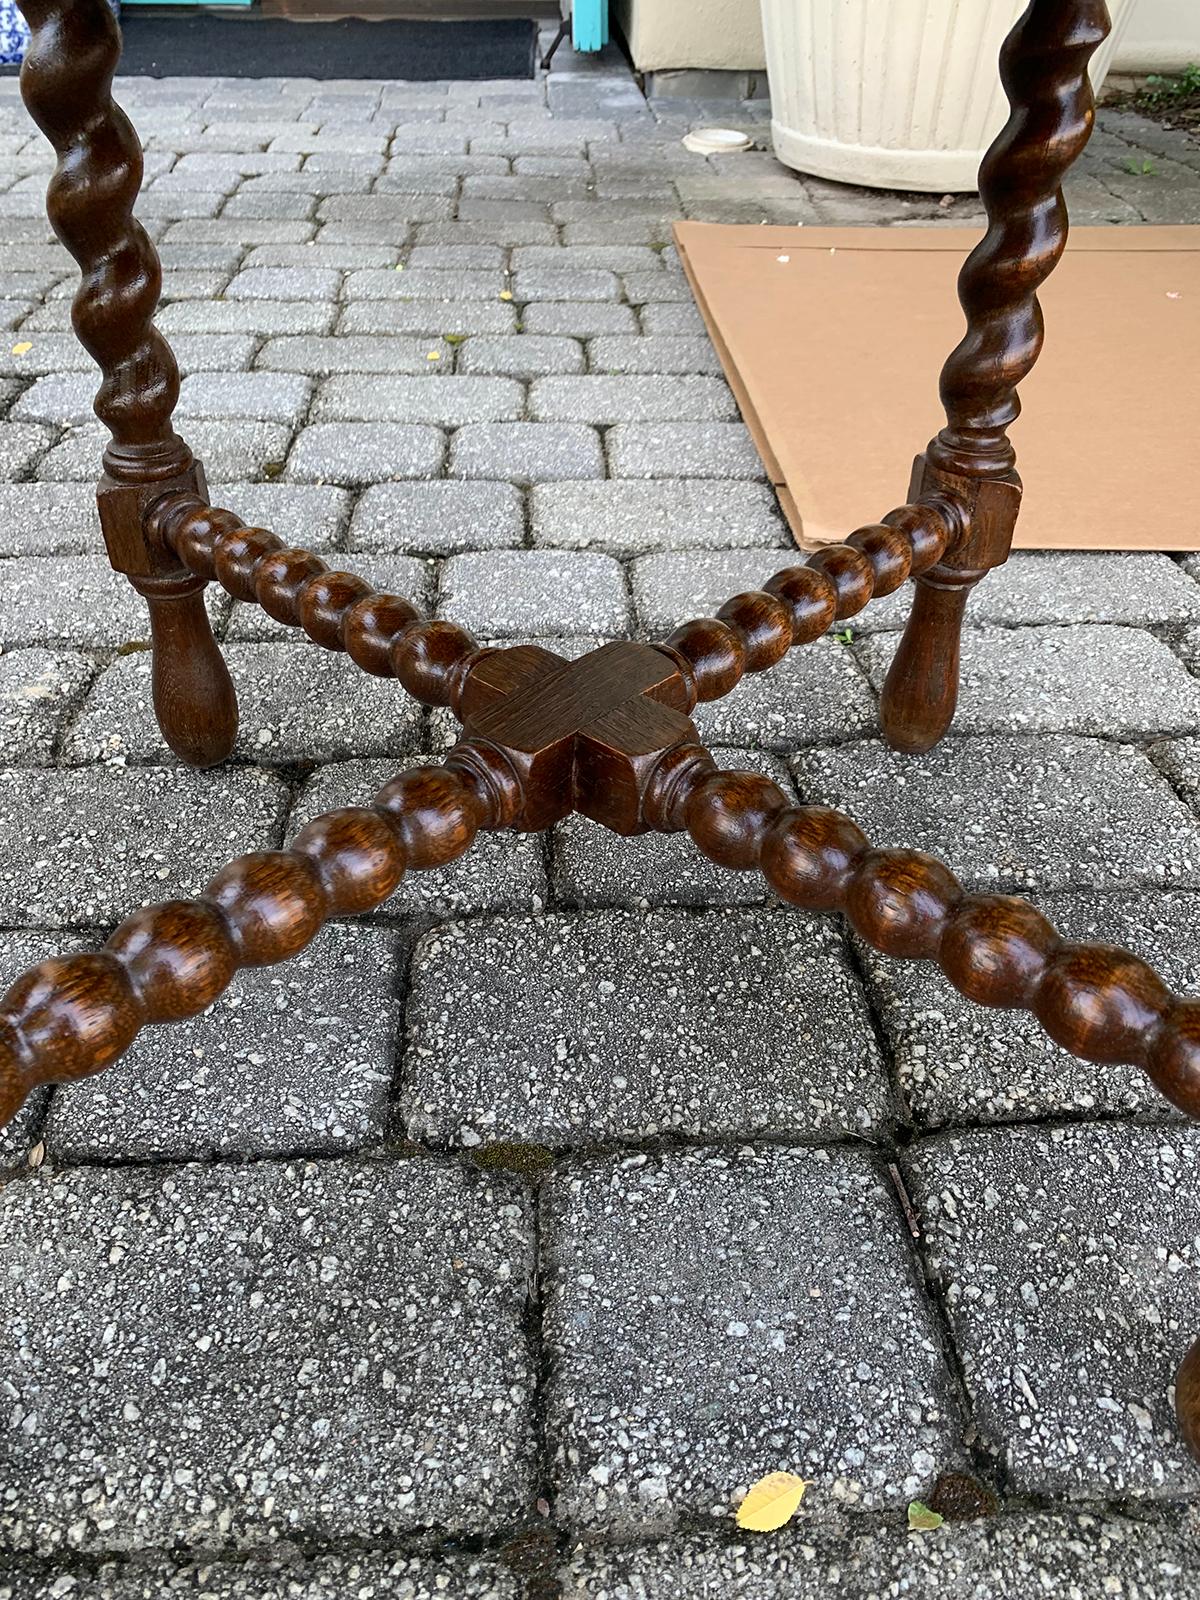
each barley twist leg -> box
[17,0,237,766]
[881,0,1111,753]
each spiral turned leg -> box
[17,0,237,767]
[881,0,1111,754]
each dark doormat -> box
[2,14,538,80]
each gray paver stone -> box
[204,481,351,551]
[66,643,425,764]
[0,421,54,479]
[315,373,523,425]
[342,267,504,301]
[290,757,547,916]
[0,1157,535,1552]
[411,219,558,248]
[243,243,396,270]
[865,889,1200,1127]
[543,1145,962,1531]
[457,335,585,378]
[285,422,445,485]
[0,1553,520,1600]
[906,1123,1200,1500]
[0,764,287,926]
[558,1513,1200,1599]
[0,556,225,648]
[857,625,1200,740]
[532,480,787,554]
[693,640,878,751]
[529,374,736,423]
[439,548,627,635]
[404,908,893,1149]
[638,302,708,335]
[46,922,404,1161]
[349,478,525,554]
[856,552,1200,632]
[9,373,98,427]
[225,267,340,301]
[793,736,1200,892]
[0,647,93,762]
[37,421,292,483]
[554,748,793,909]
[338,299,518,337]
[607,422,764,480]
[176,371,314,426]
[588,334,723,375]
[158,300,334,337]
[449,421,604,485]
[256,335,454,375]
[632,546,793,628]
[521,301,640,337]
[1155,736,1200,813]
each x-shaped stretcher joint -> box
[456,640,698,835]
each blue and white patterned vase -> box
[0,0,31,67]
[1,0,120,67]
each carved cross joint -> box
[455,640,698,834]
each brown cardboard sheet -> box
[675,221,1199,550]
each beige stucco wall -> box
[1113,0,1200,73]
[614,0,766,73]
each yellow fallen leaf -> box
[907,1500,944,1532]
[11,341,32,357]
[735,1471,812,1532]
[393,263,404,272]
[499,290,514,301]
[426,350,441,361]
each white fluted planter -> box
[761,0,1136,192]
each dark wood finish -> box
[880,463,1022,753]
[1176,1337,1200,1462]
[453,639,697,834]
[153,494,483,708]
[880,0,1111,752]
[18,0,237,767]
[659,757,1200,1117]
[8,0,1198,1467]
[0,759,503,1129]
[660,501,956,702]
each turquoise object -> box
[571,0,608,53]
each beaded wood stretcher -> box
[5,0,1200,1460]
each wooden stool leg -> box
[18,0,237,767]
[881,0,1110,754]
[1176,1335,1200,1463]
[879,571,974,756]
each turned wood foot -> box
[131,570,238,768]
[880,566,979,755]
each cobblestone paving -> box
[2,29,1200,1598]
